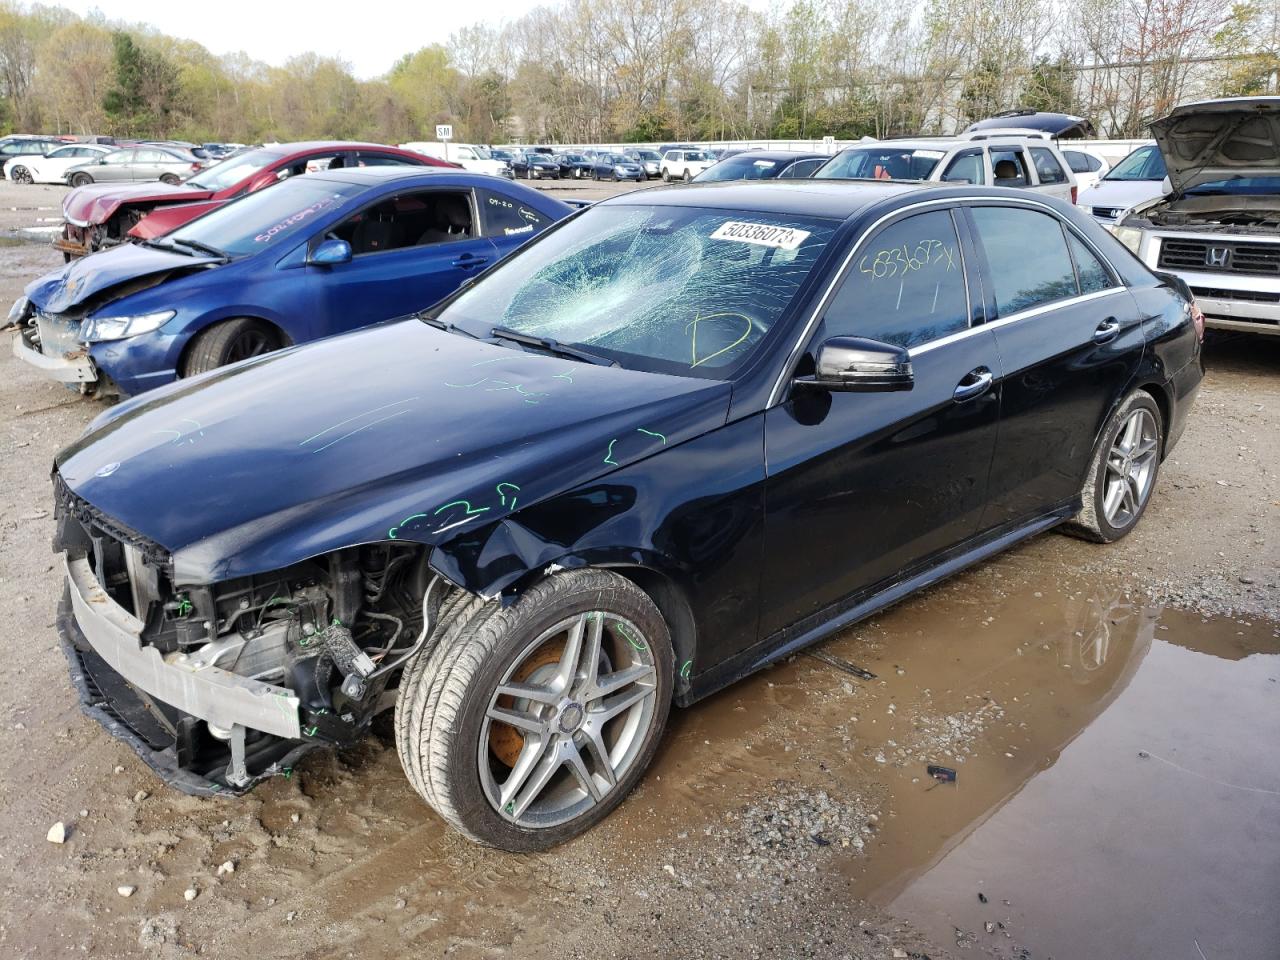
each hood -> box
[26,242,220,315]
[1078,179,1166,212]
[128,199,226,240]
[56,320,733,583]
[63,181,212,226]
[1151,97,1280,194]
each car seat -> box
[417,195,472,244]
[993,158,1024,186]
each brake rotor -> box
[489,638,565,768]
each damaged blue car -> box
[50,180,1202,850]
[11,167,568,397]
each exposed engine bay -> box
[1130,193,1280,234]
[54,474,448,793]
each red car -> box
[55,141,458,259]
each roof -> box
[718,150,831,161]
[307,167,487,186]
[258,141,420,156]
[599,179,923,219]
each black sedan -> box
[554,152,596,179]
[694,149,830,182]
[49,180,1202,852]
[514,150,561,180]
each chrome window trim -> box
[767,194,1128,407]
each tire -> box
[1062,390,1163,543]
[181,318,281,377]
[160,173,181,185]
[683,170,692,182]
[661,169,671,182]
[394,569,674,850]
[70,172,92,187]
[11,166,31,184]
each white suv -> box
[814,137,1078,203]
[661,149,714,182]
[1113,97,1280,337]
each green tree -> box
[102,32,179,137]
[1022,55,1077,114]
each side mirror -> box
[795,336,913,392]
[308,238,351,266]
[1160,175,1172,194]
[276,168,292,181]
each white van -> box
[399,142,512,178]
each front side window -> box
[104,150,134,164]
[815,147,946,181]
[821,209,968,349]
[971,206,1080,316]
[781,158,825,178]
[186,148,279,191]
[1030,148,1067,184]
[942,149,986,184]
[328,190,475,254]
[435,204,838,378]
[696,155,780,181]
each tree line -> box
[0,0,1274,145]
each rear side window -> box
[822,209,968,349]
[990,149,1029,187]
[1066,233,1113,294]
[477,188,547,237]
[1064,150,1099,174]
[971,206,1079,315]
[1030,148,1067,185]
[942,149,985,184]
[780,158,825,178]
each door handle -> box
[1093,317,1121,343]
[451,254,488,269]
[953,367,993,402]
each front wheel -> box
[70,172,92,187]
[661,169,671,182]
[160,173,181,185]
[683,170,692,182]
[181,318,282,377]
[1063,390,1163,543]
[10,166,31,184]
[394,569,673,850]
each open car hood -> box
[25,242,220,315]
[56,320,733,583]
[1151,97,1280,194]
[63,181,214,226]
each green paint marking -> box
[617,623,646,652]
[604,438,619,466]
[434,500,490,517]
[636,428,667,444]
[303,725,318,737]
[389,512,429,539]
[444,378,487,388]
[553,370,574,383]
[680,659,692,679]
[282,767,293,780]
[175,595,193,618]
[298,636,312,648]
[471,357,502,367]
[496,482,521,507]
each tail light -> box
[190,162,200,170]
[1070,185,1078,204]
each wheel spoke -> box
[554,614,588,690]
[592,676,656,723]
[580,723,618,787]
[1134,436,1157,460]
[1105,454,1126,478]
[1102,479,1126,521]
[496,680,558,705]
[564,739,603,802]
[505,739,559,819]
[486,703,546,735]
[1121,413,1141,452]
[592,662,655,701]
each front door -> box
[964,203,1145,527]
[301,187,497,340]
[760,207,1002,639]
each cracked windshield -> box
[440,205,837,377]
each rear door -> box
[965,202,1143,527]
[760,205,1002,638]
[1028,146,1075,201]
[98,150,137,182]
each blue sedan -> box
[590,153,644,181]
[12,168,570,397]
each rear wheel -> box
[1063,390,1162,543]
[394,569,673,850]
[70,172,92,187]
[683,169,692,182]
[181,318,282,377]
[11,166,32,184]
[160,173,181,185]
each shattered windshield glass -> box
[438,204,838,378]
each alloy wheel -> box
[224,327,274,363]
[478,611,658,828]
[1102,408,1158,528]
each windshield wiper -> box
[489,325,618,367]
[170,237,229,260]
[417,313,479,338]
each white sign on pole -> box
[822,135,835,154]
[436,124,453,141]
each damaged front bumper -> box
[12,314,97,384]
[57,554,313,795]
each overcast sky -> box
[58,0,529,78]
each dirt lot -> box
[0,179,1276,959]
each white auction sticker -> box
[710,221,811,250]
